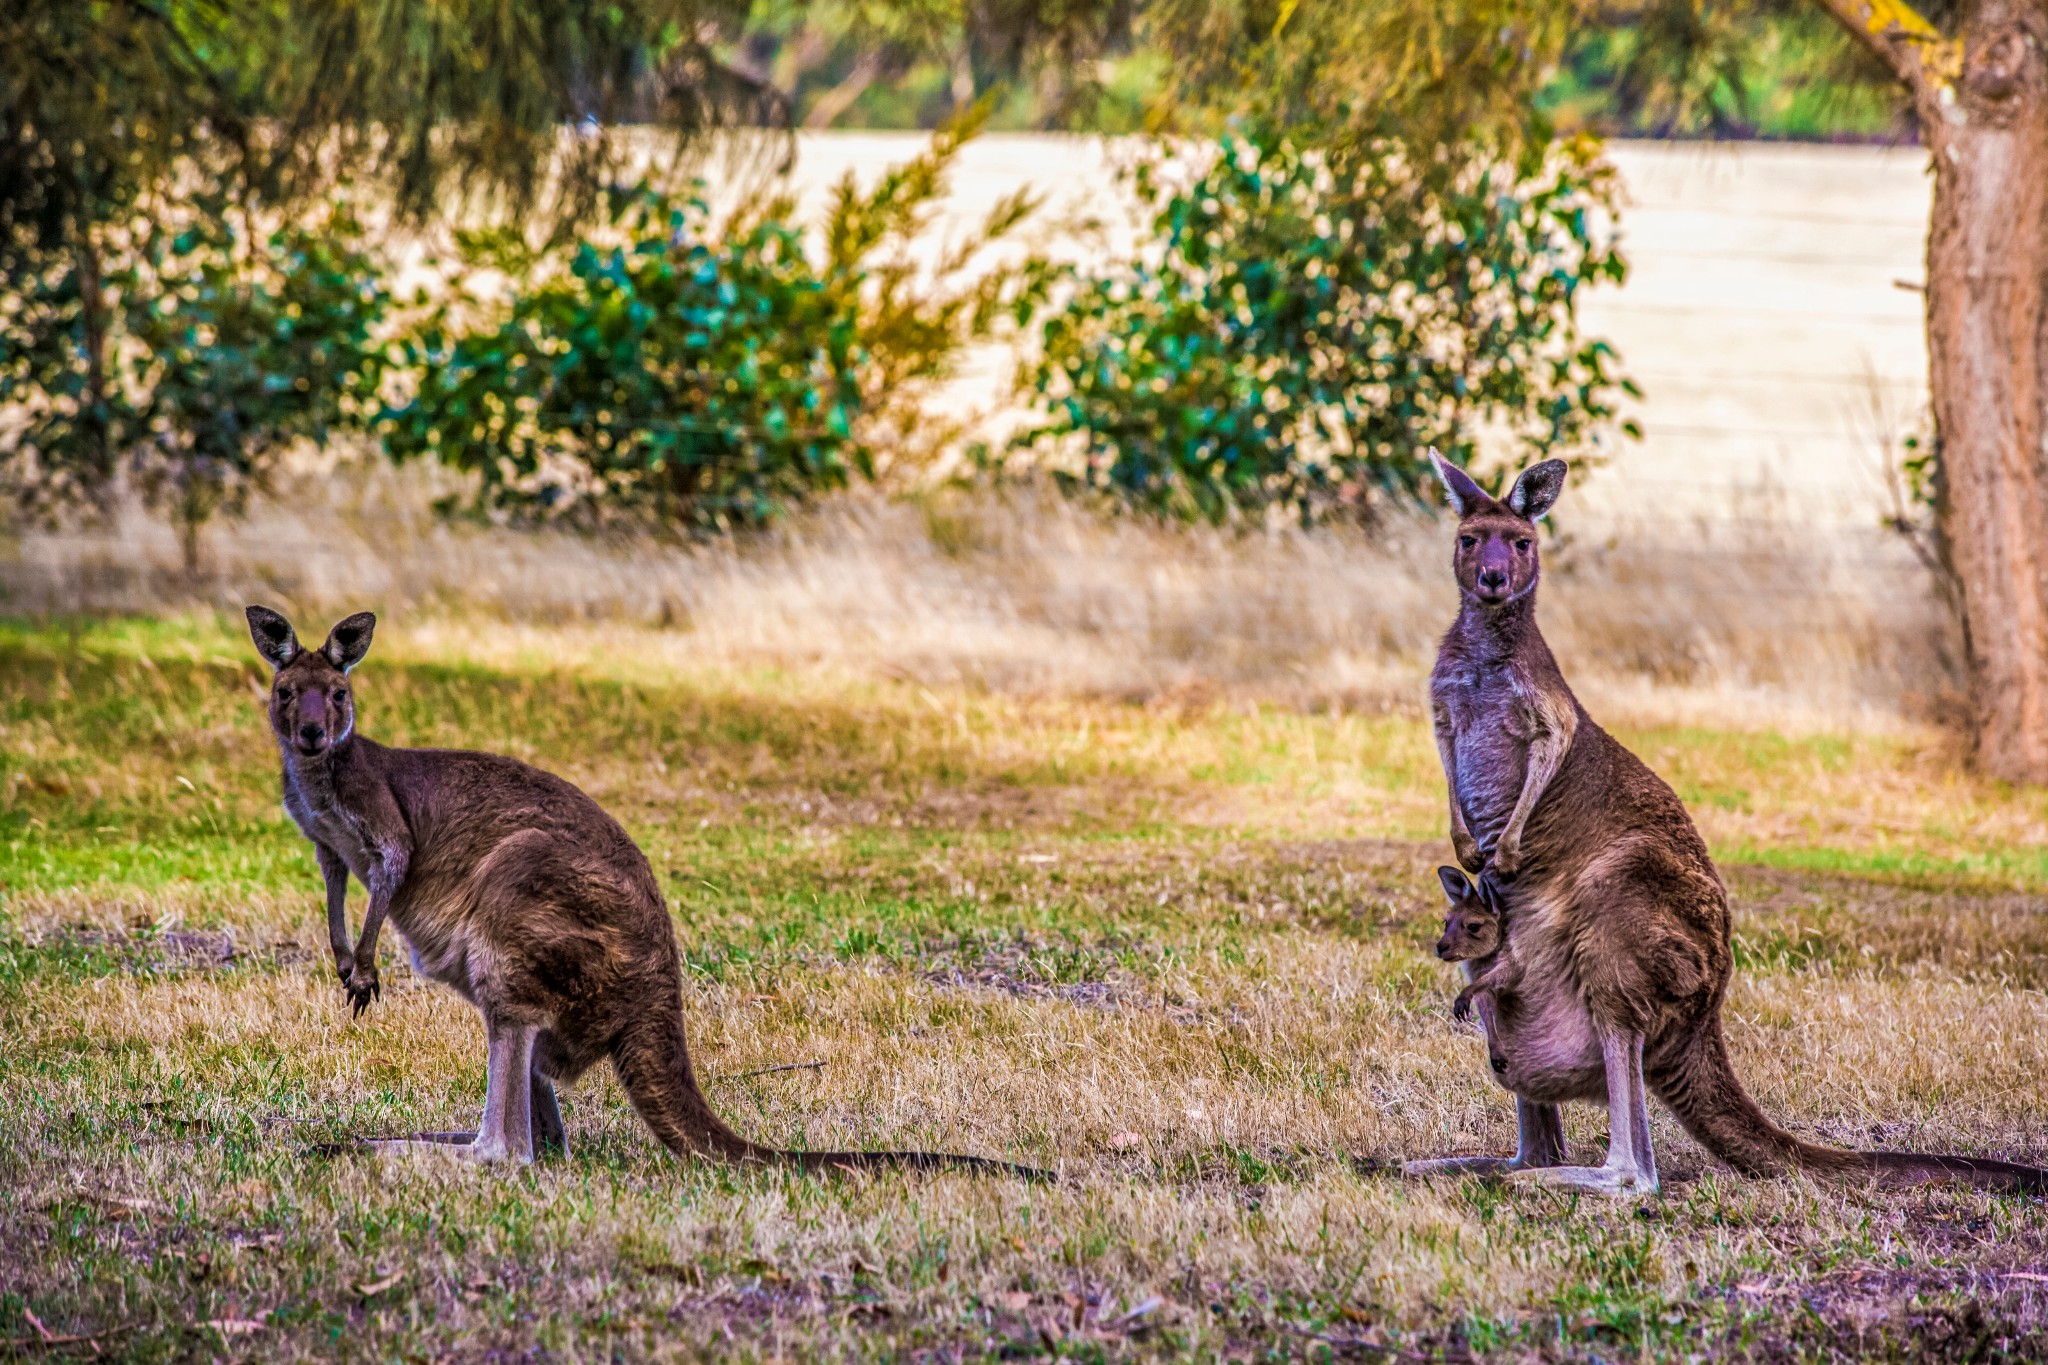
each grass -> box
[6,612,2048,1362]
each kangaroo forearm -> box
[1500,733,1567,848]
[315,845,351,962]
[1470,956,1516,993]
[1432,707,1478,859]
[355,899,388,960]
[353,848,409,963]
[1498,700,1578,855]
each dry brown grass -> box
[4,613,2048,1361]
[1,458,1963,734]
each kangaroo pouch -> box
[1486,982,1605,1104]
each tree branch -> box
[1808,0,1961,107]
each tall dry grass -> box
[0,456,1961,732]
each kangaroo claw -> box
[345,972,380,1016]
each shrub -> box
[0,198,391,570]
[1014,126,1638,525]
[382,105,1054,534]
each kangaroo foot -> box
[1506,1162,1658,1198]
[362,1134,533,1165]
[304,1130,478,1158]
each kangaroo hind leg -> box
[1406,989,1568,1178]
[1508,1027,1658,1197]
[531,1028,578,1159]
[363,1014,540,1164]
[1404,1098,1567,1178]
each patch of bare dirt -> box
[915,934,1248,1026]
[1709,1268,2048,1364]
[22,924,313,974]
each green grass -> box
[5,613,2048,1362]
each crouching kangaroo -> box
[247,605,1046,1178]
[1404,455,2048,1198]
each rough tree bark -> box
[1816,0,2048,781]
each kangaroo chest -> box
[282,769,380,885]
[1435,664,1538,852]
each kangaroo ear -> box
[322,612,377,672]
[1506,459,1568,521]
[1427,448,1489,517]
[246,606,300,671]
[1437,865,1473,901]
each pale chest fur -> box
[1433,660,1543,852]
[283,765,380,883]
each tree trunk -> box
[1922,1,2048,781]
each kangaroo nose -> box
[299,723,325,746]
[1479,568,1507,589]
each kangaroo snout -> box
[297,723,328,754]
[1477,567,1508,593]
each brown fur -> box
[1409,455,2048,1196]
[246,606,1047,1178]
[1433,865,1514,1026]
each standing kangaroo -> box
[247,605,1045,1177]
[1405,455,2048,1197]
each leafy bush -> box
[1014,127,1638,525]
[383,106,1053,534]
[0,198,391,568]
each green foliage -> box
[3,0,763,552]
[1014,126,1637,526]
[383,106,1054,533]
[726,0,1137,131]
[0,198,391,567]
[1542,4,1904,139]
[1145,0,1587,165]
[382,189,870,533]
[3,1,762,255]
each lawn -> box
[5,613,2048,1362]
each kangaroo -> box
[1403,454,2048,1197]
[1433,865,1515,1027]
[246,605,1047,1178]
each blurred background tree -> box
[0,0,765,520]
[9,0,2047,781]
[1,197,391,574]
[382,103,1054,534]
[1017,127,1634,526]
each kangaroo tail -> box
[609,1006,1054,1182]
[1648,1018,2048,1193]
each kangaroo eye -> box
[1516,538,1531,551]
[275,687,293,703]
[332,688,348,703]
[1459,535,1476,549]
